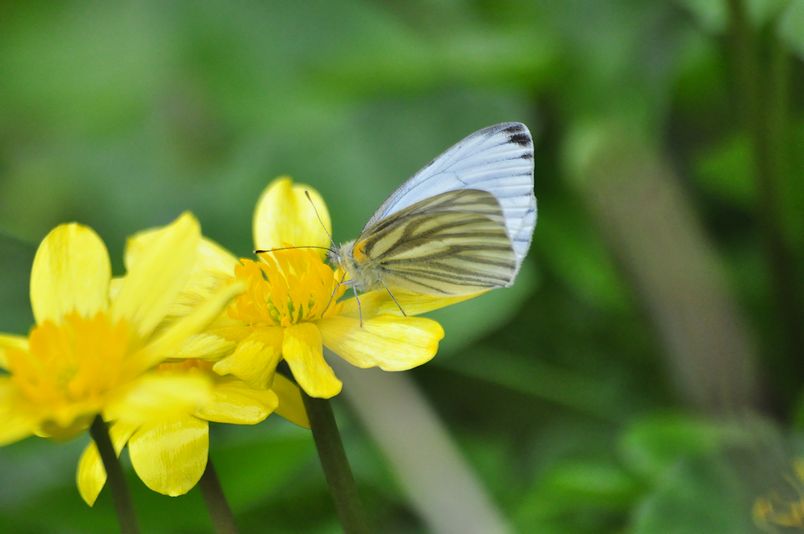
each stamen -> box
[228,252,346,327]
[7,313,130,413]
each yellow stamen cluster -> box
[753,459,804,529]
[6,313,130,426]
[227,252,345,327]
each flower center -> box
[7,313,130,416]
[227,251,345,327]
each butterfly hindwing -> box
[354,189,517,295]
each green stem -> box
[302,393,369,534]
[725,0,756,125]
[89,416,139,534]
[726,0,802,405]
[199,459,239,534]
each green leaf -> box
[428,263,539,356]
[515,458,640,532]
[207,423,314,513]
[619,414,749,481]
[536,199,629,311]
[632,455,756,534]
[694,133,755,208]
[438,348,630,420]
[541,460,641,508]
[678,0,789,33]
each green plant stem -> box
[302,393,369,534]
[199,459,238,534]
[726,0,802,403]
[89,416,139,534]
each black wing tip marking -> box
[499,122,532,147]
[502,123,525,133]
[508,132,531,146]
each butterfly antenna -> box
[304,190,337,252]
[254,245,332,254]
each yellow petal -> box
[30,224,111,324]
[0,334,28,370]
[112,212,200,339]
[105,373,212,426]
[272,373,310,428]
[128,417,209,496]
[283,323,341,398]
[76,421,138,506]
[126,233,236,279]
[125,228,239,321]
[339,288,488,319]
[129,279,244,373]
[0,378,36,445]
[212,327,283,389]
[196,379,278,424]
[169,237,240,318]
[318,315,444,371]
[124,234,238,287]
[253,177,332,253]
[176,333,237,361]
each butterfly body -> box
[329,239,384,293]
[331,122,536,299]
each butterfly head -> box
[327,239,382,293]
[326,244,343,266]
[328,240,356,277]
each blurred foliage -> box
[1,0,803,532]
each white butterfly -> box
[330,122,536,301]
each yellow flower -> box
[0,214,241,445]
[183,177,477,399]
[76,359,308,503]
[69,224,311,503]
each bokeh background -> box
[1,1,803,532]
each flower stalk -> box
[199,459,239,534]
[88,416,139,534]
[302,393,369,534]
[726,0,802,407]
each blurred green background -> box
[1,1,803,532]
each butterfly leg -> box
[382,284,407,317]
[352,286,363,327]
[323,270,348,314]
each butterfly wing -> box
[355,189,517,295]
[364,122,536,277]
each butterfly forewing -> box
[355,189,517,295]
[364,122,536,274]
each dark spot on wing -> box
[520,152,533,160]
[509,133,531,146]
